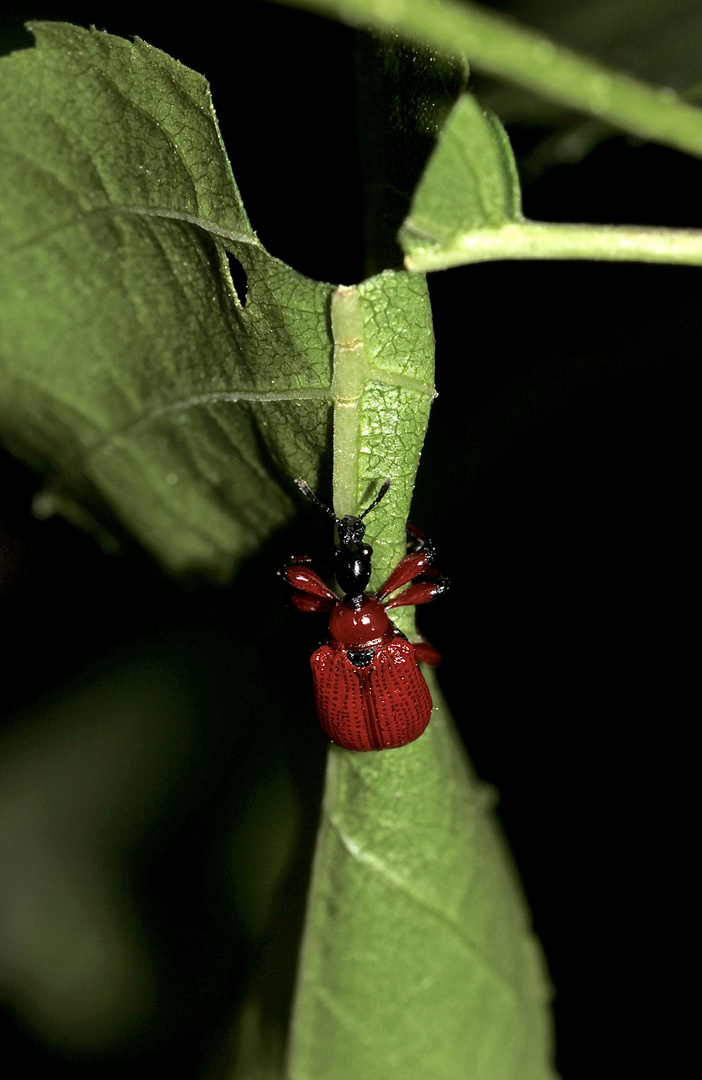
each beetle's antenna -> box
[360,477,391,520]
[296,478,337,522]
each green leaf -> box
[398,89,702,273]
[0,22,335,576]
[399,93,522,261]
[287,676,558,1080]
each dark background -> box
[0,2,696,1078]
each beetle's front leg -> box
[279,558,337,613]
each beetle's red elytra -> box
[280,478,448,752]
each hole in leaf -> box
[226,252,248,307]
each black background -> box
[0,3,696,1078]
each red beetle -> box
[280,478,448,751]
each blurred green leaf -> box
[280,0,702,159]
[476,0,702,177]
[0,646,192,1054]
[479,0,702,122]
[287,677,557,1080]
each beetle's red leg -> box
[289,592,336,613]
[384,580,443,609]
[413,638,442,666]
[378,518,449,608]
[405,523,441,567]
[383,574,448,609]
[377,551,432,601]
[279,562,337,613]
[405,521,433,551]
[377,518,445,600]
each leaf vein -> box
[80,387,330,460]
[327,815,531,1001]
[2,203,258,258]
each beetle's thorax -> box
[328,596,391,648]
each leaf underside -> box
[0,23,333,576]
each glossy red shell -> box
[327,596,390,646]
[310,597,432,751]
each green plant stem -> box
[280,0,702,159]
[403,220,702,271]
[331,286,367,518]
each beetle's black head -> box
[337,514,366,547]
[295,477,392,605]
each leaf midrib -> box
[1,202,259,258]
